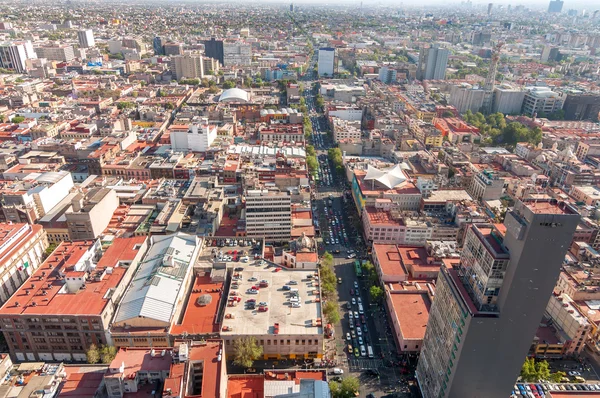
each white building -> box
[546,293,590,356]
[77,29,95,48]
[522,87,565,117]
[34,45,75,62]
[449,84,485,114]
[245,189,292,241]
[318,48,335,77]
[492,85,526,115]
[170,119,217,153]
[0,41,36,73]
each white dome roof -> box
[219,88,249,103]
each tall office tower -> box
[153,36,165,55]
[548,0,564,13]
[318,47,335,77]
[416,199,579,398]
[290,3,294,12]
[245,189,292,241]
[418,44,449,81]
[77,29,95,48]
[203,38,224,66]
[169,54,205,80]
[487,2,493,15]
[0,41,36,73]
[482,42,503,115]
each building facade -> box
[416,200,579,398]
[245,189,292,241]
[65,188,119,240]
[318,48,335,77]
[77,30,95,48]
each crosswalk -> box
[348,358,384,370]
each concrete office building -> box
[245,189,292,241]
[541,45,559,63]
[0,237,148,362]
[0,41,36,73]
[153,36,165,55]
[34,45,75,62]
[562,92,600,121]
[378,66,397,84]
[203,38,224,65]
[169,54,205,80]
[449,84,485,114]
[416,199,579,398]
[163,42,184,56]
[170,118,218,153]
[548,0,564,13]
[318,48,335,77]
[492,85,526,115]
[0,223,48,305]
[223,42,251,66]
[65,188,119,240]
[77,29,95,48]
[522,87,564,117]
[418,44,449,81]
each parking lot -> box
[198,237,264,268]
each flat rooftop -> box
[227,375,265,398]
[523,200,574,215]
[389,292,431,340]
[221,267,323,336]
[424,189,473,203]
[170,275,222,336]
[372,244,408,278]
[58,365,107,398]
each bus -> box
[367,345,374,358]
[354,260,362,277]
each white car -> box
[353,311,359,319]
[292,302,302,308]
[332,368,344,375]
[356,327,362,336]
[346,333,351,341]
[351,298,356,305]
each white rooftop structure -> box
[219,88,250,103]
[113,233,200,326]
[229,145,306,158]
[363,164,408,189]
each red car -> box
[350,288,354,296]
[246,299,256,303]
[258,306,268,312]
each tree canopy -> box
[223,80,236,89]
[520,358,566,383]
[463,111,542,147]
[232,336,263,368]
[329,376,360,398]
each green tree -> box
[321,252,334,268]
[520,358,551,382]
[165,102,175,110]
[330,376,360,398]
[369,286,383,303]
[442,111,455,118]
[306,155,318,173]
[323,300,341,324]
[11,116,25,123]
[232,336,263,368]
[117,101,135,110]
[86,344,100,364]
[223,80,236,89]
[100,345,117,364]
[0,114,4,122]
[306,145,316,157]
[44,243,58,256]
[549,371,566,383]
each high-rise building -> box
[170,118,218,153]
[153,36,165,55]
[203,38,224,66]
[492,85,526,115]
[548,0,564,13]
[378,66,397,84]
[487,3,493,15]
[541,45,559,62]
[418,44,449,81]
[223,42,252,66]
[163,42,184,56]
[0,41,36,73]
[245,189,292,241]
[416,199,579,398]
[34,45,75,62]
[562,92,600,121]
[169,54,206,80]
[77,29,95,48]
[318,47,335,77]
[290,3,294,12]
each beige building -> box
[0,223,48,304]
[570,185,600,206]
[545,293,590,356]
[0,237,147,362]
[221,268,324,360]
[245,189,292,241]
[65,188,119,240]
[169,54,207,81]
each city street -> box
[303,83,415,397]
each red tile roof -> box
[227,375,265,398]
[389,293,431,340]
[170,275,223,335]
[0,237,147,316]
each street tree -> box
[86,344,100,364]
[232,336,263,368]
[369,286,384,303]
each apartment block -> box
[467,169,504,201]
[0,223,48,304]
[34,45,75,62]
[545,293,590,356]
[0,237,148,362]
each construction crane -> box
[482,41,504,115]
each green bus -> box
[354,260,362,277]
